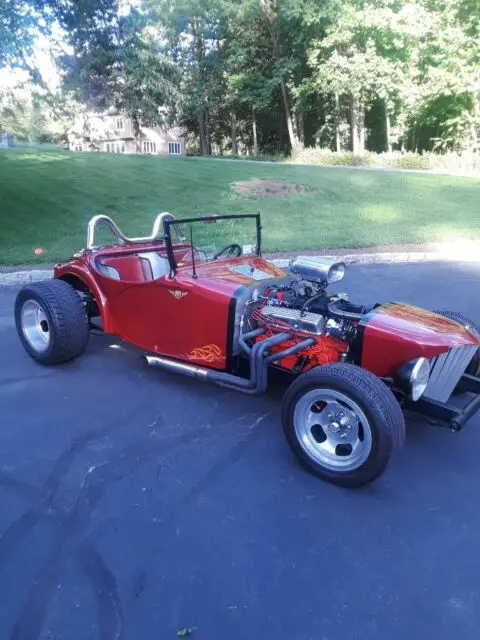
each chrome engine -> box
[259,305,326,335]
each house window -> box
[115,117,124,131]
[74,144,83,152]
[105,142,125,153]
[142,140,157,154]
[168,141,181,155]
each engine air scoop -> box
[290,256,345,285]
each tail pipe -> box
[146,331,317,394]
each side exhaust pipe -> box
[145,331,316,394]
[145,356,209,380]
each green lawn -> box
[0,147,479,265]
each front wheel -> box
[282,363,405,487]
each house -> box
[0,132,14,148]
[68,108,186,156]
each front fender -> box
[356,302,479,377]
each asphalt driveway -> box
[2,262,480,640]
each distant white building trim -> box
[68,109,186,157]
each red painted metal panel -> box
[361,303,480,376]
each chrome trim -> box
[87,213,185,249]
[289,256,345,285]
[424,346,478,402]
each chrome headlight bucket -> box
[397,357,430,401]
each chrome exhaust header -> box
[145,330,316,394]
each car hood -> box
[359,302,480,376]
[366,303,479,347]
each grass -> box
[0,147,479,265]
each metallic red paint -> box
[361,303,480,377]
[54,244,287,370]
[54,242,480,381]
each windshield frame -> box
[163,214,262,276]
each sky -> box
[0,0,138,93]
[0,33,62,91]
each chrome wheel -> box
[21,300,51,352]
[293,389,372,471]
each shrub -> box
[288,147,480,172]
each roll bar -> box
[86,212,186,250]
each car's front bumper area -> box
[403,373,480,431]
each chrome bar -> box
[424,346,478,402]
[86,212,185,249]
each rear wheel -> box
[282,363,405,487]
[434,309,480,375]
[15,280,89,365]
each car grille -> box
[423,346,478,402]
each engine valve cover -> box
[260,305,325,335]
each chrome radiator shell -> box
[259,305,325,335]
[423,346,478,402]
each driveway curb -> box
[2,250,480,286]
[0,269,55,286]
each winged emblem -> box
[168,289,189,300]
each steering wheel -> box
[212,243,242,260]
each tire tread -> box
[15,279,89,365]
[282,363,405,487]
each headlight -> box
[397,357,430,401]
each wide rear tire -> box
[15,280,89,365]
[282,363,405,487]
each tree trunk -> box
[280,79,299,151]
[350,95,365,156]
[231,111,237,155]
[132,114,141,154]
[385,102,392,152]
[198,112,208,155]
[334,92,341,152]
[252,106,258,155]
[296,110,305,146]
[204,106,212,155]
[260,0,300,152]
[471,97,479,152]
[359,109,365,156]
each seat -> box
[96,262,120,280]
[137,252,170,279]
[95,252,170,282]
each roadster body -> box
[15,213,480,487]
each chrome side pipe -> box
[144,356,209,380]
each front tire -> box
[15,280,89,365]
[282,363,405,487]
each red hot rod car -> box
[14,213,480,486]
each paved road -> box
[2,262,480,640]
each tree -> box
[57,2,179,144]
[309,1,427,155]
